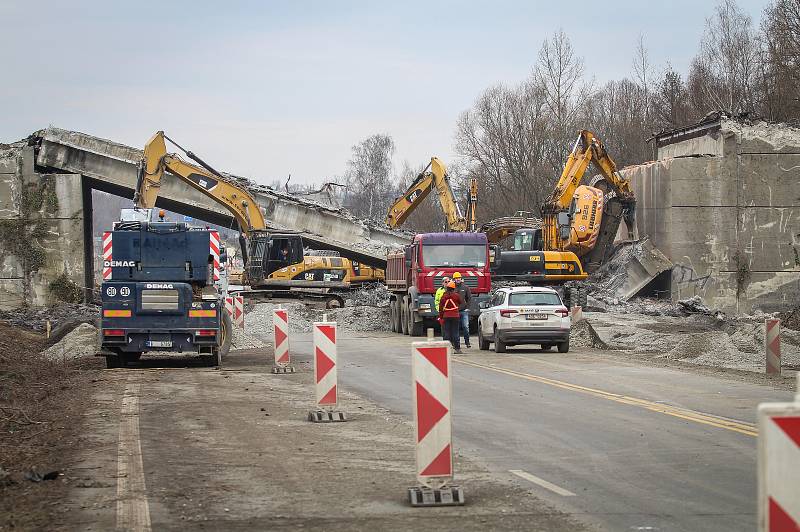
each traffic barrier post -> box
[272,306,295,374]
[308,314,345,422]
[766,319,781,375]
[408,339,465,506]
[757,374,800,531]
[233,295,245,329]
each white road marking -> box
[509,469,576,497]
[116,383,152,531]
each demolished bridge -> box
[1,127,410,308]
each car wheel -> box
[557,338,570,353]
[478,327,490,350]
[493,327,507,353]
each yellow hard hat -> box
[452,272,462,279]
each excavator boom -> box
[385,157,467,232]
[135,131,267,233]
[541,130,636,268]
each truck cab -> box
[387,232,492,336]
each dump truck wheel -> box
[401,296,410,335]
[389,301,397,332]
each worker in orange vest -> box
[438,281,462,353]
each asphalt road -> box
[286,331,795,532]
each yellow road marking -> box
[455,359,758,437]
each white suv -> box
[477,286,571,353]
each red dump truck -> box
[386,232,492,336]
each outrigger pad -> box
[408,486,465,507]
[307,410,347,423]
[272,366,296,374]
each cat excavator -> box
[385,157,468,231]
[133,131,383,305]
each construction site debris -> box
[0,303,99,335]
[569,320,608,349]
[345,283,390,307]
[245,301,390,340]
[589,239,672,301]
[587,309,800,373]
[42,323,98,361]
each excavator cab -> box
[511,228,543,252]
[245,232,306,285]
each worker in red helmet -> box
[438,281,462,353]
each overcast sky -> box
[1,1,769,186]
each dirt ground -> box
[1,342,587,531]
[0,322,105,530]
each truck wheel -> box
[325,296,344,309]
[219,311,232,360]
[389,300,397,332]
[105,354,121,369]
[409,312,423,337]
[392,299,401,333]
[400,296,409,335]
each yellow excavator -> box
[134,131,383,300]
[385,157,468,231]
[541,129,636,272]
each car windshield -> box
[508,292,561,306]
[422,244,486,267]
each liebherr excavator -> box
[541,129,636,272]
[134,131,383,305]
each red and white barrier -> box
[413,341,453,485]
[308,318,343,421]
[209,231,220,282]
[409,340,463,506]
[232,295,244,329]
[757,375,800,531]
[314,321,337,407]
[273,308,290,367]
[224,296,233,316]
[766,319,781,375]
[102,231,112,280]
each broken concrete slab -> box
[591,239,672,301]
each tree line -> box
[342,0,799,230]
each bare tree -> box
[759,0,800,124]
[692,0,759,114]
[534,29,593,171]
[344,134,395,220]
[654,68,692,129]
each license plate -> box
[147,340,172,347]
[526,314,547,320]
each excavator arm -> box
[385,157,467,232]
[134,131,267,234]
[464,177,478,232]
[541,130,635,259]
